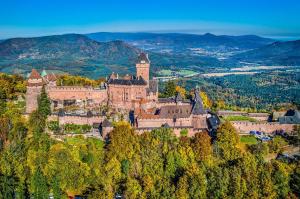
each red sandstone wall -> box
[137,117,193,128]
[47,86,108,104]
[26,86,42,113]
[108,84,147,109]
[232,121,294,133]
[59,116,104,125]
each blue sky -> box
[1,0,300,39]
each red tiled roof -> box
[46,73,57,81]
[29,69,41,79]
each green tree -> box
[215,121,241,161]
[38,86,51,118]
[163,80,177,97]
[0,175,16,199]
[192,131,212,162]
[30,167,49,199]
[268,136,288,153]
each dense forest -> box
[0,73,299,198]
[163,71,300,112]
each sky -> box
[0,0,300,39]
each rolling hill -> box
[232,40,300,65]
[0,33,225,78]
[0,33,299,79]
[0,34,141,78]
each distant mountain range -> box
[0,32,299,78]
[86,32,275,54]
[232,40,300,65]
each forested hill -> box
[232,40,300,65]
[0,34,140,77]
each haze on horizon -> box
[1,0,300,40]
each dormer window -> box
[141,60,145,64]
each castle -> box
[26,53,217,137]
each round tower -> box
[25,69,43,113]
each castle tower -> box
[191,89,208,129]
[136,53,150,83]
[25,69,43,113]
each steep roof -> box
[279,109,300,124]
[191,90,206,115]
[108,76,147,86]
[29,69,42,79]
[158,104,192,119]
[45,73,57,81]
[137,52,150,64]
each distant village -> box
[25,53,300,140]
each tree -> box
[38,86,51,118]
[124,178,142,199]
[176,86,186,99]
[268,136,288,153]
[215,121,241,161]
[163,81,177,97]
[45,143,90,196]
[30,167,49,199]
[200,91,212,109]
[0,116,10,149]
[28,110,46,136]
[107,122,140,162]
[0,175,16,199]
[192,131,212,162]
[271,160,291,198]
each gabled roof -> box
[279,109,300,124]
[29,69,42,79]
[45,73,57,81]
[137,52,150,64]
[191,90,206,115]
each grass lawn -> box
[177,69,198,76]
[157,69,173,76]
[240,135,258,145]
[225,115,257,122]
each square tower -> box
[136,53,150,83]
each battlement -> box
[47,86,107,92]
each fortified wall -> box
[47,86,108,104]
[232,121,295,134]
[48,114,104,126]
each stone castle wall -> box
[137,117,193,128]
[47,86,108,104]
[108,84,147,109]
[26,86,42,113]
[232,121,295,134]
[58,115,104,125]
